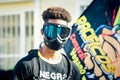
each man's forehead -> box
[47,19,67,25]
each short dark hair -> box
[42,7,72,22]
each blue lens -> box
[45,24,57,38]
[43,23,71,39]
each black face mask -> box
[43,22,71,50]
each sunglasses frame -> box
[43,22,72,40]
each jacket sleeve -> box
[11,60,32,80]
[72,62,82,80]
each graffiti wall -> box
[64,0,120,80]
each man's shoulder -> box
[61,53,79,71]
[23,49,38,60]
[16,49,39,66]
[61,53,73,64]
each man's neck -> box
[39,45,62,62]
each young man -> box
[11,7,81,80]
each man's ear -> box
[41,29,43,35]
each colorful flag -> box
[64,0,120,80]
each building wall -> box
[0,0,92,70]
[0,1,34,11]
[0,1,35,70]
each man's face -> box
[42,19,71,50]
